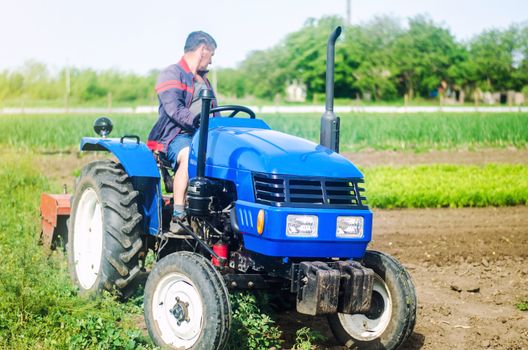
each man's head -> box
[183,31,216,72]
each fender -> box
[81,137,159,177]
[80,137,161,236]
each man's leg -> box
[172,146,189,220]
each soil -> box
[34,149,528,349]
[277,206,528,350]
[343,148,528,167]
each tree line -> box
[1,15,527,105]
[223,15,528,101]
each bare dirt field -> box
[343,148,528,167]
[35,149,528,349]
[280,207,528,350]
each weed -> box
[515,300,528,311]
[292,327,327,350]
[227,292,283,350]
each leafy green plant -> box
[226,292,283,350]
[515,299,528,311]
[364,164,528,208]
[292,327,327,350]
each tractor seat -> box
[147,141,172,167]
[147,141,174,193]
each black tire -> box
[67,160,143,298]
[144,251,231,350]
[328,250,416,350]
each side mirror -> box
[94,117,113,138]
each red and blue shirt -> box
[148,57,217,152]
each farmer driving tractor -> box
[147,30,218,223]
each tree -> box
[468,25,521,91]
[393,15,465,99]
[345,16,403,100]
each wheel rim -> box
[338,273,393,341]
[152,272,203,349]
[73,187,104,290]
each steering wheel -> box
[195,105,256,119]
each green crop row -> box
[266,112,528,151]
[0,112,527,152]
[363,164,528,208]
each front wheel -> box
[328,250,416,350]
[144,252,231,350]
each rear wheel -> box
[328,251,416,350]
[144,251,231,350]
[67,160,143,298]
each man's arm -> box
[156,81,195,130]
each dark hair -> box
[184,31,217,52]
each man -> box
[148,31,217,221]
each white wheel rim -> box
[73,187,104,290]
[152,272,203,349]
[338,273,393,341]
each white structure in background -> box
[285,80,307,102]
[512,92,525,105]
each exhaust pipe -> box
[320,26,342,153]
[186,89,217,218]
[196,89,214,178]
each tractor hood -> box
[190,120,363,178]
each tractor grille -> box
[252,173,368,209]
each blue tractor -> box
[51,27,416,349]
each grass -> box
[0,155,153,349]
[363,164,528,208]
[0,112,527,152]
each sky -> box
[0,0,527,74]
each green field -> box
[1,112,527,151]
[0,112,527,348]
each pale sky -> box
[0,0,527,74]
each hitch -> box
[293,260,374,316]
[40,193,71,251]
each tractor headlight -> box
[336,216,364,238]
[286,215,318,237]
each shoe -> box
[172,209,187,222]
[169,220,188,234]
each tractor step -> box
[292,260,374,316]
